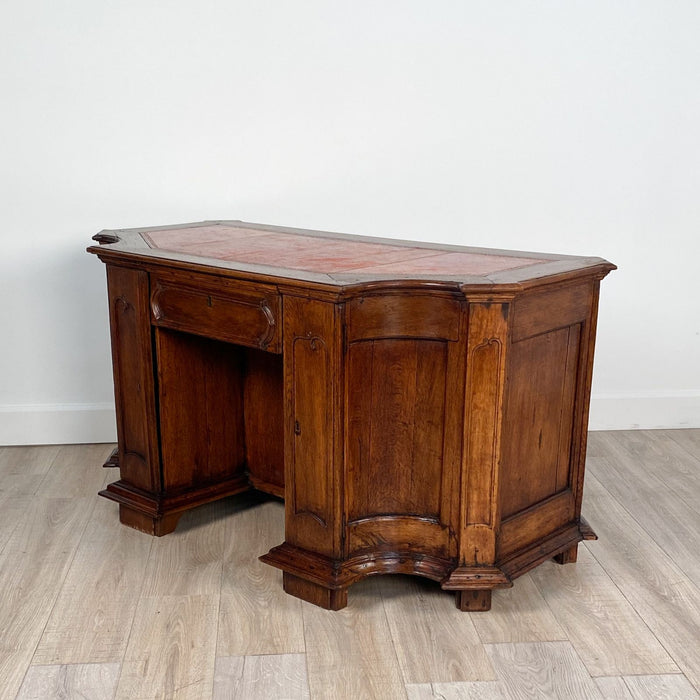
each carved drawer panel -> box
[150,272,280,352]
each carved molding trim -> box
[114,295,134,313]
[260,542,455,589]
[441,565,512,590]
[465,336,503,528]
[290,331,331,529]
[259,299,276,348]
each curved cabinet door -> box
[345,293,467,563]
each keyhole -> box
[207,295,213,307]
[294,420,301,436]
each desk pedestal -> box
[261,286,600,611]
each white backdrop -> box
[1,1,699,444]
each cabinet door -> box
[106,264,160,492]
[283,296,343,559]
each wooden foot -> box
[579,517,597,540]
[456,589,492,611]
[283,572,348,611]
[103,447,119,468]
[553,543,578,565]
[118,505,182,536]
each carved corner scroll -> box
[258,299,277,349]
[92,231,120,244]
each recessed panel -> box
[155,329,246,491]
[347,338,448,522]
[500,325,581,518]
[243,349,284,495]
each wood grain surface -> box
[16,663,120,700]
[1,435,698,699]
[380,575,495,683]
[302,578,406,700]
[529,547,678,676]
[213,654,310,700]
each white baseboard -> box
[0,403,117,446]
[1,392,699,445]
[589,391,700,431]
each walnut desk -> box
[89,220,615,611]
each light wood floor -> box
[1,430,699,700]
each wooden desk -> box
[89,220,615,611]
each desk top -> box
[89,220,615,291]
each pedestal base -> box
[283,573,348,610]
[119,504,181,536]
[99,475,251,536]
[456,589,492,611]
[553,543,579,564]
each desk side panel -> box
[497,279,598,562]
[105,264,160,492]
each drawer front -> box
[346,293,462,342]
[151,273,280,352]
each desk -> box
[89,220,614,611]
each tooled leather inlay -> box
[141,225,545,275]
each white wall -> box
[1,1,699,444]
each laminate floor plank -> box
[595,673,700,700]
[484,641,603,700]
[15,662,120,700]
[213,654,310,700]
[0,651,34,700]
[0,445,61,513]
[622,673,700,699]
[303,577,407,700]
[0,444,61,480]
[663,428,700,459]
[0,473,46,500]
[140,499,228,598]
[218,497,305,656]
[594,677,635,700]
[470,574,567,644]
[115,594,218,700]
[380,575,495,683]
[36,444,115,499]
[0,496,98,700]
[613,429,700,508]
[529,547,678,676]
[582,473,700,693]
[587,432,700,583]
[0,494,32,555]
[406,681,508,699]
[33,498,153,665]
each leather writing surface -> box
[143,225,544,275]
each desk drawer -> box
[151,273,280,352]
